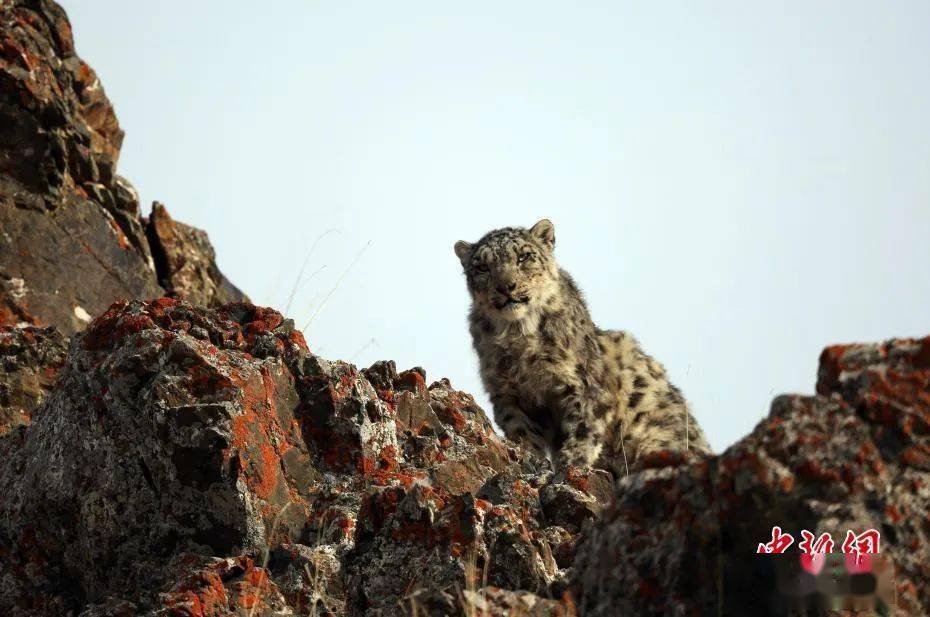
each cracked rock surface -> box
[0,324,67,437]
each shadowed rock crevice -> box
[144,202,250,308]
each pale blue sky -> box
[65,1,929,451]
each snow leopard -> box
[454,219,711,475]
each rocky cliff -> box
[0,2,927,616]
[0,0,245,334]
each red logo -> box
[799,552,826,575]
[757,526,881,569]
[842,529,881,566]
[798,530,835,555]
[757,526,794,554]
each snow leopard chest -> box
[489,331,582,407]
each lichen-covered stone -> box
[0,299,317,611]
[75,553,296,616]
[2,5,929,615]
[0,325,67,437]
[462,587,577,616]
[0,0,159,333]
[2,305,929,616]
[0,299,610,615]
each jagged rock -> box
[3,295,926,617]
[570,336,930,616]
[0,302,927,616]
[146,202,249,307]
[540,467,614,533]
[0,299,316,611]
[77,554,292,617]
[0,299,606,615]
[0,325,67,437]
[0,1,247,335]
[270,543,346,616]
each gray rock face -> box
[8,298,922,616]
[0,0,159,333]
[0,325,67,437]
[3,301,312,602]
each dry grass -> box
[247,502,292,617]
[402,588,427,617]
[459,547,492,617]
[349,337,380,362]
[281,229,341,316]
[302,239,371,333]
[294,514,344,616]
[302,559,336,617]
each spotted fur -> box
[454,219,711,475]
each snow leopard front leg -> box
[490,392,550,461]
[554,387,607,470]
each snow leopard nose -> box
[497,282,517,295]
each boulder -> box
[1,2,928,616]
[570,336,930,616]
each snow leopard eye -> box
[475,263,490,273]
[518,252,532,263]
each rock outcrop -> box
[0,0,244,335]
[2,296,926,616]
[0,299,600,615]
[146,202,249,308]
[571,336,930,615]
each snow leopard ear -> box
[529,219,555,250]
[454,240,472,265]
